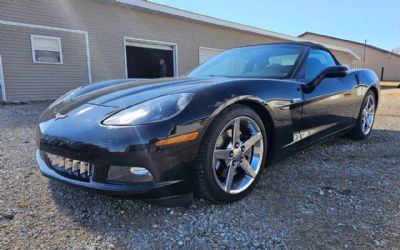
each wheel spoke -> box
[363,108,368,118]
[368,104,375,114]
[242,133,262,152]
[368,96,373,106]
[224,161,236,192]
[362,118,367,130]
[366,116,373,128]
[232,118,241,145]
[244,150,252,159]
[240,159,256,178]
[214,149,232,160]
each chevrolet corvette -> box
[36,42,379,206]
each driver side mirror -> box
[302,65,348,93]
[320,65,348,78]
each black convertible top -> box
[284,41,328,49]
[241,41,328,50]
[237,41,340,65]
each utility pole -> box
[363,39,367,68]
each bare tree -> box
[392,47,400,55]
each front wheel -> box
[194,104,268,203]
[348,90,377,140]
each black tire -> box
[347,90,376,140]
[194,104,268,203]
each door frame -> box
[0,55,6,101]
[124,36,178,78]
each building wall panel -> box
[301,33,400,81]
[0,24,88,100]
[1,0,286,100]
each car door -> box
[298,49,358,142]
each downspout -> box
[0,55,6,102]
[84,32,92,83]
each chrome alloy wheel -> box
[212,116,265,194]
[361,95,375,135]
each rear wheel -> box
[348,90,376,140]
[194,105,268,203]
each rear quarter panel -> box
[352,69,380,108]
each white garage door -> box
[125,40,174,51]
[199,47,223,64]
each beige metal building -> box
[300,32,400,81]
[0,0,358,101]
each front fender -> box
[174,79,303,157]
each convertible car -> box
[36,42,379,206]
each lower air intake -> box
[45,152,93,181]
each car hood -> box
[80,77,218,106]
[47,77,224,115]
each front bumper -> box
[36,150,194,205]
[36,103,204,205]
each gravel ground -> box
[1,88,399,249]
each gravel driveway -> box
[1,88,399,249]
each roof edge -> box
[116,0,304,42]
[115,0,359,60]
[299,32,400,58]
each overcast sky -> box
[152,0,400,51]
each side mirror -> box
[302,65,348,93]
[319,65,348,79]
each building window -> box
[31,35,63,64]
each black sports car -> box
[36,42,379,206]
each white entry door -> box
[199,47,223,64]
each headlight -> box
[102,93,193,126]
[48,87,81,110]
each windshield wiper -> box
[205,75,231,78]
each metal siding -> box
[364,47,400,81]
[1,0,285,100]
[331,50,354,68]
[0,25,88,100]
[301,33,400,81]
[199,47,223,64]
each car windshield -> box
[188,44,304,79]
